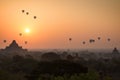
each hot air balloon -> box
[22,10,25,13]
[34,16,37,19]
[19,33,22,36]
[98,37,101,40]
[25,41,27,44]
[26,12,29,15]
[82,41,86,44]
[107,38,111,42]
[69,38,72,41]
[3,40,7,43]
[89,39,95,43]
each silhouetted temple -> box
[112,47,119,54]
[1,40,27,53]
[112,47,120,59]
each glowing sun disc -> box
[25,28,30,33]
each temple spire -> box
[2,40,27,53]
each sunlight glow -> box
[25,28,30,33]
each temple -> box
[112,47,119,54]
[112,47,120,59]
[1,40,27,53]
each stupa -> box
[112,47,119,54]
[112,47,119,59]
[1,40,27,53]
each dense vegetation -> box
[0,54,119,80]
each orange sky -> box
[0,0,120,49]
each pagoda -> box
[112,47,119,54]
[1,40,27,53]
[112,47,119,59]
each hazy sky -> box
[0,0,120,49]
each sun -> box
[25,28,30,33]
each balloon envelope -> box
[19,33,22,36]
[34,16,37,19]
[83,41,85,44]
[22,10,25,13]
[25,41,27,44]
[107,38,110,41]
[26,12,29,15]
[3,40,7,43]
[89,39,95,43]
[98,37,101,40]
[69,38,72,41]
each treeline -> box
[0,54,119,80]
[0,55,88,80]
